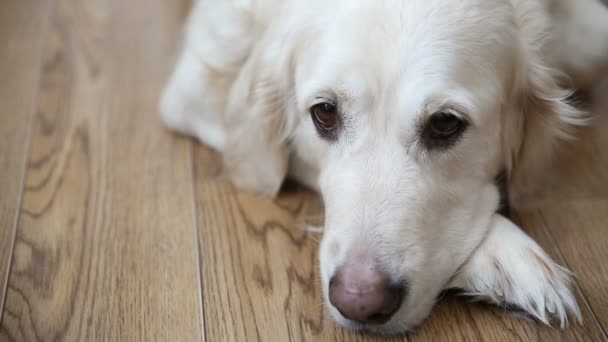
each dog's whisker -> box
[308,236,321,243]
[298,224,323,234]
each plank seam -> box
[190,141,207,342]
[537,210,608,341]
[0,0,56,325]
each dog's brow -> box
[422,99,472,121]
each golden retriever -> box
[161,0,608,334]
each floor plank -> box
[194,147,404,341]
[0,0,51,316]
[0,0,204,341]
[539,202,608,336]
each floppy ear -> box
[221,37,298,197]
[503,6,589,208]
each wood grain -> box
[0,0,51,317]
[0,0,204,341]
[539,202,608,335]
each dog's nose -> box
[328,259,406,324]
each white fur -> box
[161,0,608,334]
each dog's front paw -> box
[449,214,581,327]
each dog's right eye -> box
[310,102,339,139]
[421,111,468,150]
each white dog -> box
[161,0,608,335]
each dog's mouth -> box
[330,310,404,335]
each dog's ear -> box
[504,6,589,208]
[221,37,298,197]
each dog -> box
[160,0,608,335]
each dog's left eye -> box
[421,112,467,149]
[310,102,339,139]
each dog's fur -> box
[161,0,608,334]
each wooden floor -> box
[0,0,606,341]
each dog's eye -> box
[311,102,339,139]
[421,112,467,149]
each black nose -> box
[328,265,407,324]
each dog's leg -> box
[448,214,581,327]
[160,45,231,151]
[160,0,256,151]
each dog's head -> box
[222,0,585,334]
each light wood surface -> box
[0,0,203,341]
[540,202,608,333]
[0,0,52,315]
[0,0,607,341]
